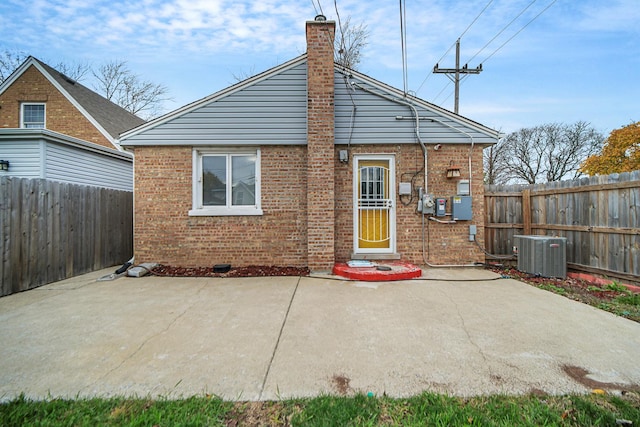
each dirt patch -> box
[527,388,548,396]
[331,374,352,395]
[562,364,640,392]
[226,401,296,427]
[151,265,310,278]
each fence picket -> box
[484,172,640,282]
[0,177,133,296]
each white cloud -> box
[577,0,640,33]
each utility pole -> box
[433,38,482,114]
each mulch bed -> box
[151,265,310,278]
[490,266,629,303]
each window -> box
[21,103,46,128]
[190,148,262,216]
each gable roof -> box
[0,56,145,149]
[341,66,500,140]
[120,54,500,145]
[121,54,309,140]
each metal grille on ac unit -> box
[514,235,567,279]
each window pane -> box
[23,104,45,128]
[202,156,226,206]
[232,155,256,206]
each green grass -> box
[2,391,639,426]
[537,283,567,296]
[596,287,640,321]
[501,267,640,323]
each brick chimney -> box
[306,16,336,272]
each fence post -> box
[522,189,531,235]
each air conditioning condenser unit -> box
[514,235,567,279]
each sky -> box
[1,0,638,135]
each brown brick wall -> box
[131,145,308,267]
[334,143,487,265]
[132,142,486,268]
[0,65,114,149]
[306,19,336,271]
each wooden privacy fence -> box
[1,177,133,297]
[484,171,640,283]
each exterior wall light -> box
[446,161,461,179]
[0,160,9,171]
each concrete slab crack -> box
[437,286,493,375]
[82,282,208,393]
[258,276,301,400]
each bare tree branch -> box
[497,122,604,184]
[231,66,257,83]
[54,60,91,82]
[483,137,510,184]
[335,16,369,70]
[0,48,28,83]
[92,60,171,119]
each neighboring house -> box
[120,17,500,272]
[0,56,145,151]
[0,128,132,191]
[0,56,144,189]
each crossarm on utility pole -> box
[432,38,482,114]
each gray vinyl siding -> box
[122,62,308,146]
[45,143,132,191]
[0,140,43,177]
[0,131,132,191]
[120,57,498,148]
[335,73,498,145]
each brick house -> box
[119,17,500,272]
[0,57,145,190]
[0,56,144,150]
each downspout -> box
[391,114,481,268]
[423,117,478,267]
[351,82,479,268]
[350,82,428,194]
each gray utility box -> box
[451,196,472,220]
[514,235,567,279]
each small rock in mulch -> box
[151,265,310,278]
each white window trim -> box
[20,102,46,129]
[189,147,263,216]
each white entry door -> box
[353,156,396,254]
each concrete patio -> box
[1,267,639,402]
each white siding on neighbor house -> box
[122,62,308,146]
[0,140,43,178]
[335,72,498,145]
[45,143,132,191]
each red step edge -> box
[332,261,423,281]
[568,272,640,294]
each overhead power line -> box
[479,0,558,64]
[309,0,319,15]
[459,0,495,40]
[399,0,409,95]
[465,0,538,65]
[312,0,325,17]
[433,38,482,114]
[435,0,558,111]
[416,0,493,94]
